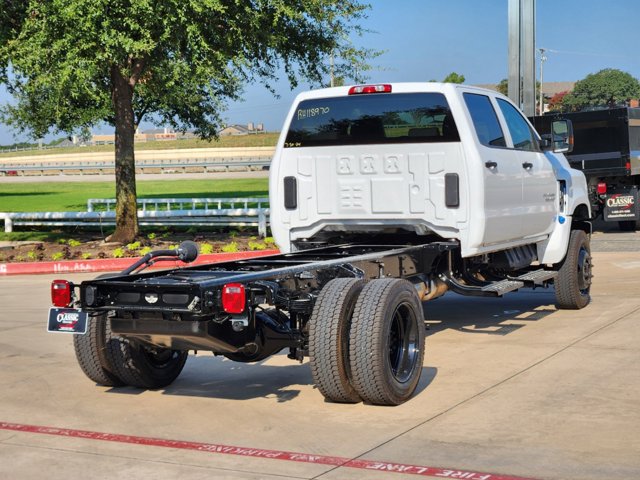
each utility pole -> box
[507,0,521,106]
[508,0,536,116]
[538,48,547,115]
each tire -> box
[555,229,592,309]
[618,220,637,232]
[73,313,124,387]
[349,279,425,406]
[106,337,188,389]
[309,278,365,403]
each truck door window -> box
[463,93,506,147]
[284,93,460,147]
[496,99,539,152]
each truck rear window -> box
[284,93,460,148]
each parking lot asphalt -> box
[1,250,639,480]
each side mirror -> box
[550,119,574,154]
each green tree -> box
[562,68,640,112]
[0,0,374,242]
[443,72,465,84]
[496,78,509,96]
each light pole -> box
[538,47,547,115]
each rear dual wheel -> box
[105,337,188,389]
[73,313,123,387]
[309,278,364,403]
[349,279,426,406]
[309,278,425,406]
[74,312,188,389]
[73,298,187,389]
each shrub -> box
[248,241,266,251]
[51,252,64,261]
[68,239,82,247]
[221,242,238,253]
[200,243,214,255]
[126,241,141,252]
[113,247,125,258]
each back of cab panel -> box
[269,84,470,252]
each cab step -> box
[481,279,525,295]
[442,269,557,298]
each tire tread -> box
[349,279,425,405]
[556,230,591,310]
[309,278,364,403]
[73,314,124,387]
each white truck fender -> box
[537,151,591,265]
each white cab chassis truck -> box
[49,83,592,406]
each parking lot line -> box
[0,421,538,480]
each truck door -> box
[463,92,523,245]
[496,98,556,238]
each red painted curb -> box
[0,421,539,480]
[0,250,279,276]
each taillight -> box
[222,283,246,314]
[348,84,392,95]
[597,182,607,195]
[51,280,72,307]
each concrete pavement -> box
[0,251,639,479]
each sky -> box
[1,0,638,145]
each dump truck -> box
[532,107,640,230]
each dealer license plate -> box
[603,187,639,221]
[47,307,88,334]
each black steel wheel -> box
[73,313,124,387]
[555,229,592,309]
[309,278,365,403]
[349,279,425,406]
[106,337,188,389]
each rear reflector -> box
[51,280,72,307]
[348,84,392,95]
[222,283,246,314]
[597,182,607,195]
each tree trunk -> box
[108,64,138,244]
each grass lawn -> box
[0,177,269,212]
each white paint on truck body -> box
[270,82,590,264]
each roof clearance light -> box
[222,283,246,314]
[51,279,72,307]
[597,182,607,195]
[348,84,392,95]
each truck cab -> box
[270,83,589,263]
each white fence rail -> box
[0,197,270,236]
[87,197,269,212]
